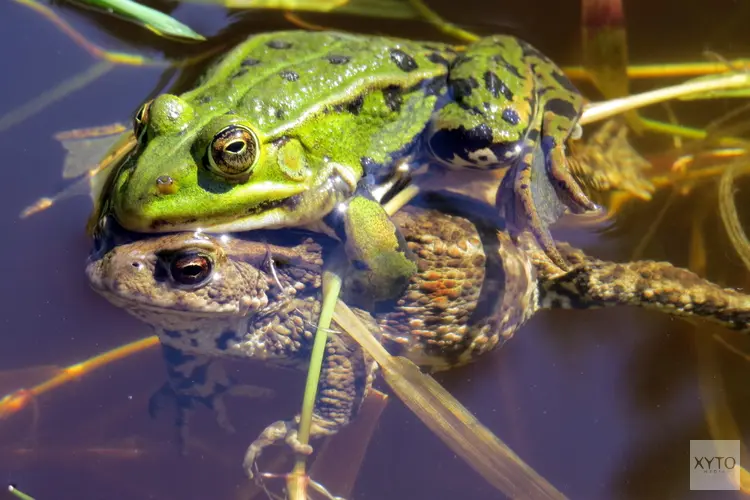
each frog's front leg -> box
[151,342,272,451]
[324,183,417,302]
[243,317,374,478]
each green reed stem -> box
[290,267,344,497]
[8,486,35,500]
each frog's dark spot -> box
[390,49,418,72]
[241,58,261,67]
[279,70,300,82]
[520,183,529,190]
[427,52,450,66]
[483,71,513,101]
[162,344,195,366]
[477,154,489,162]
[450,77,479,100]
[346,95,364,115]
[544,98,579,120]
[492,55,525,79]
[551,70,579,94]
[189,339,199,347]
[383,86,403,112]
[275,108,286,120]
[327,54,350,65]
[197,95,213,104]
[231,68,248,80]
[451,54,472,67]
[422,77,446,97]
[267,40,292,49]
[501,108,521,125]
[216,331,238,350]
[360,156,381,176]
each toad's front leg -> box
[243,321,374,478]
[151,343,272,451]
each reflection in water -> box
[1,1,750,499]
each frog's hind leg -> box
[497,142,570,269]
[529,41,598,217]
[428,36,586,269]
[529,238,750,332]
[151,343,272,452]
[243,316,375,478]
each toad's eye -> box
[207,125,259,181]
[168,250,213,288]
[133,100,152,141]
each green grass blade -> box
[8,486,35,500]
[70,0,206,41]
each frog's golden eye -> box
[207,125,259,180]
[168,250,213,288]
[133,100,152,140]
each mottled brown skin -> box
[87,206,750,476]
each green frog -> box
[103,30,594,302]
[87,202,750,479]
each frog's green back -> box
[184,31,452,137]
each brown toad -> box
[86,203,750,477]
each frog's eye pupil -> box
[208,125,259,180]
[226,140,246,154]
[169,251,212,287]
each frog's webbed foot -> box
[498,143,580,270]
[243,418,319,478]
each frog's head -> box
[111,94,318,233]
[86,231,324,331]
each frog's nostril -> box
[155,175,177,195]
[131,261,143,270]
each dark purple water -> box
[1,1,750,499]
